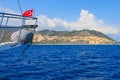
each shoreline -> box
[33,43,119,46]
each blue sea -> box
[0,45,120,80]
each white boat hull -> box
[0,42,21,51]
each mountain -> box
[33,29,117,44]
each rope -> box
[20,44,30,55]
[17,0,22,14]
[15,44,31,61]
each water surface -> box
[0,45,120,80]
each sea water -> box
[0,45,120,80]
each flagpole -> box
[17,0,22,14]
[33,8,35,17]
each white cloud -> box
[37,9,119,35]
[0,7,19,14]
[0,7,119,35]
[37,15,69,30]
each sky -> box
[0,0,120,41]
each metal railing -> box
[0,12,38,43]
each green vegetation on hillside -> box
[34,29,117,44]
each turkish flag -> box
[22,9,33,17]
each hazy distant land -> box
[33,29,117,44]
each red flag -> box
[22,9,33,17]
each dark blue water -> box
[0,45,120,80]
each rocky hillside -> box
[33,29,117,44]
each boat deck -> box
[0,12,38,51]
